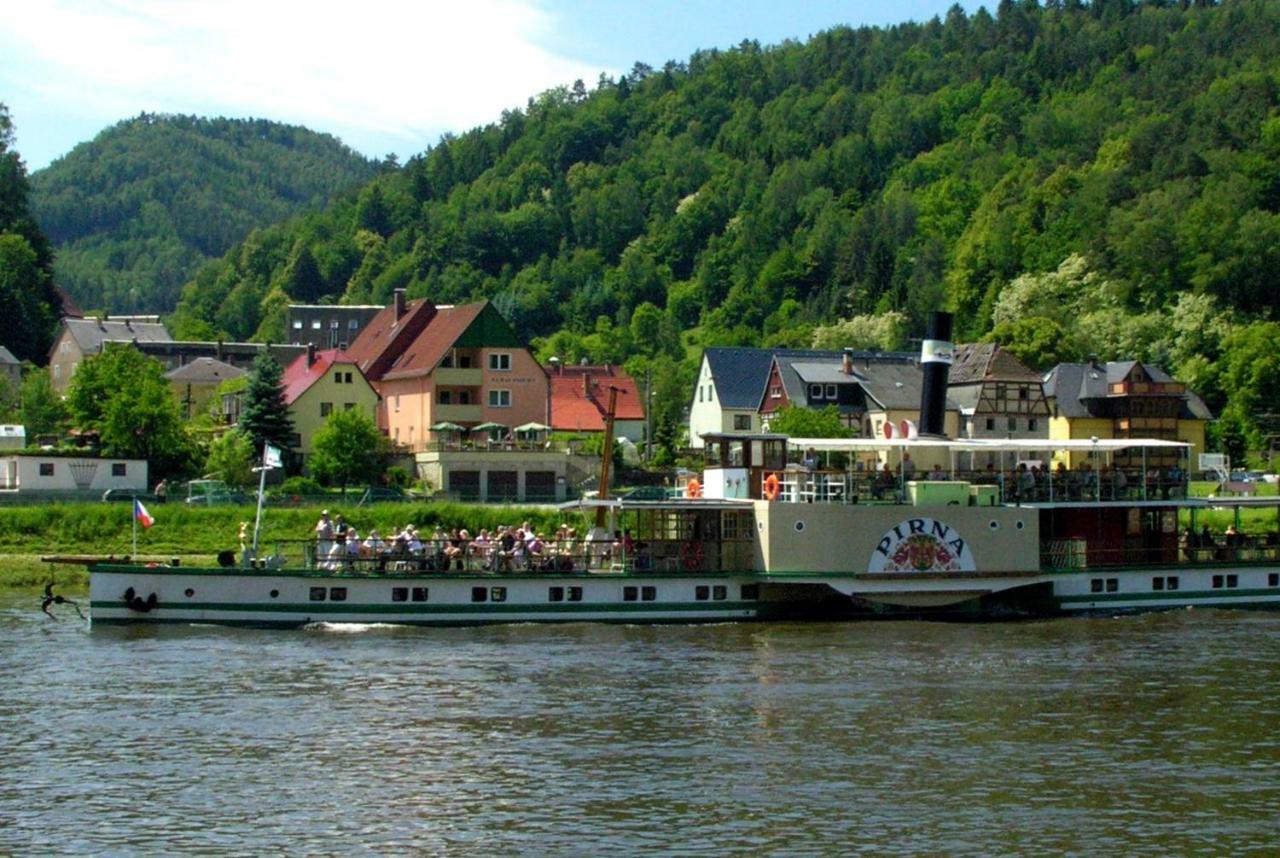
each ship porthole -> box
[1015,520,1025,530]
[988,520,999,530]
[184,588,194,598]
[270,589,280,599]
[794,521,805,533]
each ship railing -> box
[1040,537,1280,570]
[252,538,752,576]
[767,467,1190,506]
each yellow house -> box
[1043,360,1211,468]
[281,347,380,462]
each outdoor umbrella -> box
[429,421,466,432]
[473,421,508,432]
[514,422,550,433]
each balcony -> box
[435,367,482,386]
[434,404,482,422]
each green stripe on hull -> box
[1058,587,1280,606]
[90,599,759,616]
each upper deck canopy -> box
[785,437,1191,454]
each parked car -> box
[185,479,250,506]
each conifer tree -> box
[239,351,295,460]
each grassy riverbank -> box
[0,501,578,588]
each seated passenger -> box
[364,529,387,556]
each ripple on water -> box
[2,602,1280,853]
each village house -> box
[0,453,147,496]
[279,346,380,464]
[688,347,783,448]
[47,315,172,394]
[1042,359,1212,469]
[948,343,1051,468]
[286,304,385,350]
[345,289,564,502]
[164,357,246,421]
[546,361,645,443]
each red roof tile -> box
[380,303,487,380]
[343,298,437,381]
[281,349,363,405]
[547,365,644,431]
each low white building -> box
[0,455,147,494]
[0,425,24,451]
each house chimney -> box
[918,311,954,438]
[307,343,316,367]
[842,348,854,375]
[394,288,406,321]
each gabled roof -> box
[343,298,438,381]
[57,317,172,355]
[380,303,490,381]
[1044,361,1213,420]
[767,351,937,412]
[548,365,645,432]
[163,357,245,385]
[701,347,847,410]
[0,346,18,366]
[950,343,1044,385]
[280,349,367,406]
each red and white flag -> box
[134,499,155,529]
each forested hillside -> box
[0,103,60,364]
[30,115,378,313]
[169,1,1280,453]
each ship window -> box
[184,588,194,598]
[713,585,727,601]
[412,587,429,602]
[1226,574,1238,588]
[741,584,759,601]
[270,589,279,599]
[329,587,347,601]
[1105,579,1118,593]
[310,587,326,601]
[1167,577,1178,591]
[623,586,638,602]
[642,586,656,601]
[1270,574,1279,587]
[1152,577,1164,591]
[471,587,488,602]
[794,521,805,533]
[548,586,564,602]
[1212,575,1224,589]
[392,587,408,602]
[568,586,583,602]
[695,585,709,601]
[1090,579,1103,593]
[491,587,507,602]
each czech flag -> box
[134,498,155,529]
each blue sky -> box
[1,0,977,172]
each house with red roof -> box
[345,289,565,501]
[547,362,646,442]
[280,345,379,462]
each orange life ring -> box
[763,473,781,501]
[686,478,702,499]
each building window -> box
[292,320,303,330]
[39,462,54,476]
[111,463,127,476]
[809,384,823,400]
[311,320,321,330]
[770,385,782,398]
[334,372,344,384]
[825,384,837,399]
[698,387,703,403]
[1028,418,1038,431]
[1007,417,1017,431]
[733,414,751,431]
[344,403,355,411]
[985,418,995,431]
[459,391,471,405]
[320,402,333,417]
[394,395,400,412]
[344,372,352,384]
[488,353,511,371]
[438,390,452,405]
[1019,386,1029,400]
[489,389,511,408]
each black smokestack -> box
[918,311,954,437]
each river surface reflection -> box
[3,592,1279,854]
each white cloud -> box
[3,0,610,161]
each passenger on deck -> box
[873,464,895,500]
[315,510,334,558]
[901,453,916,481]
[364,529,387,555]
[928,464,946,481]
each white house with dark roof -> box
[689,348,787,448]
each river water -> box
[2,591,1279,856]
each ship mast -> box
[595,385,620,531]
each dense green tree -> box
[764,404,854,438]
[18,369,68,436]
[204,429,256,488]
[65,345,198,478]
[238,351,296,459]
[309,408,388,492]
